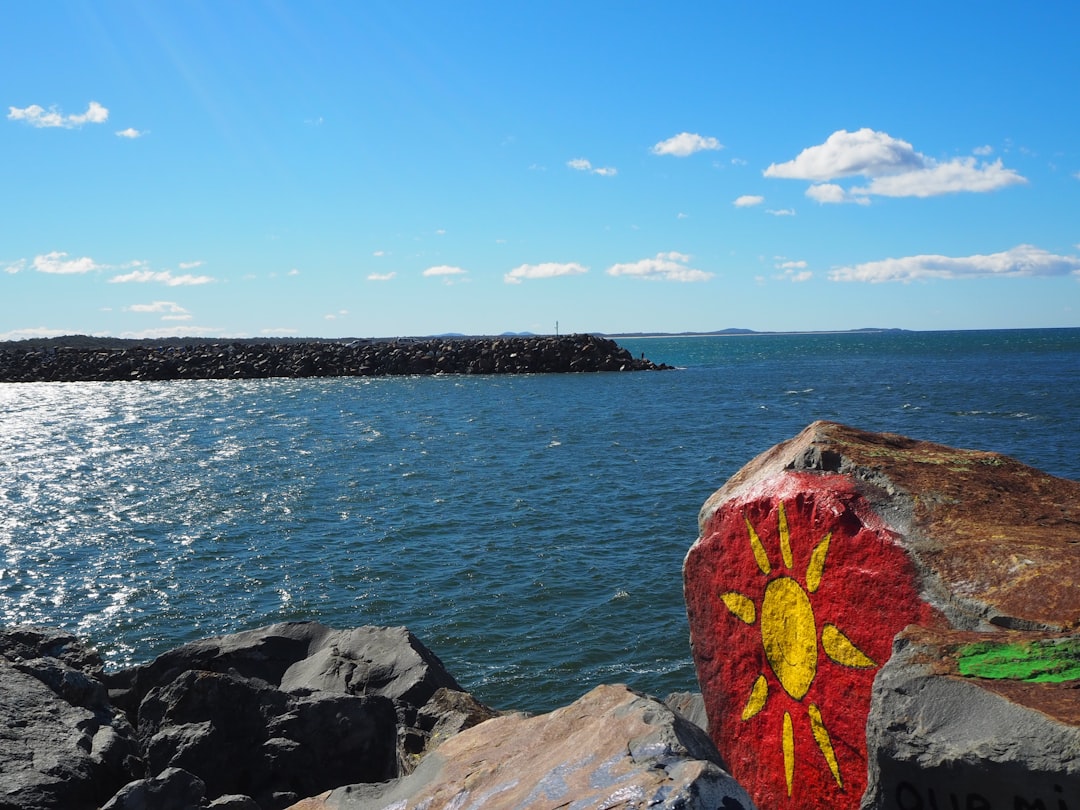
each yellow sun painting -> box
[720,500,877,797]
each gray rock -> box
[100,767,206,810]
[136,668,397,809]
[109,622,462,718]
[109,621,486,778]
[665,691,709,733]
[0,648,141,810]
[0,625,105,675]
[208,796,261,810]
[278,625,462,706]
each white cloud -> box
[973,145,994,156]
[116,128,146,139]
[372,250,386,257]
[127,301,189,314]
[178,260,204,270]
[774,259,811,282]
[829,244,1080,283]
[766,128,1025,201]
[651,132,723,157]
[422,265,467,277]
[567,157,616,176]
[781,269,812,282]
[109,269,215,286]
[851,158,1024,198]
[3,259,27,274]
[435,229,447,236]
[504,262,588,284]
[606,251,712,283]
[287,268,300,276]
[766,208,796,216]
[8,101,109,129]
[33,251,101,274]
[0,327,72,341]
[766,129,923,181]
[367,272,396,281]
[734,195,764,207]
[805,183,870,205]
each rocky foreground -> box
[0,334,670,382]
[4,423,1078,809]
[0,622,749,810]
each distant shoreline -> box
[3,325,1076,352]
[605,328,911,339]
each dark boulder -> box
[135,669,397,809]
[0,627,142,810]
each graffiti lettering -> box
[895,782,1071,810]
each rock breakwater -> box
[0,334,670,383]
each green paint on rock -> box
[957,638,1080,683]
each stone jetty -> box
[0,334,670,383]
[685,421,1079,810]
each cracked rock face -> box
[684,421,1079,810]
[0,627,142,810]
[287,683,755,810]
[2,622,498,810]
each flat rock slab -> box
[684,421,1079,810]
[287,683,756,810]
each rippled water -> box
[1,329,1077,712]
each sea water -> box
[1,328,1077,712]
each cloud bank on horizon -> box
[2,4,1077,339]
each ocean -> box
[1,328,1077,713]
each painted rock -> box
[684,421,1080,810]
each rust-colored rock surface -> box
[684,421,1079,810]
[286,683,756,809]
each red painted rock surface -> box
[684,422,1080,810]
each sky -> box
[3,1,1079,339]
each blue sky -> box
[3,1,1079,339]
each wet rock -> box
[684,421,1080,809]
[285,683,756,810]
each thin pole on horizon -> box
[556,321,559,337]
